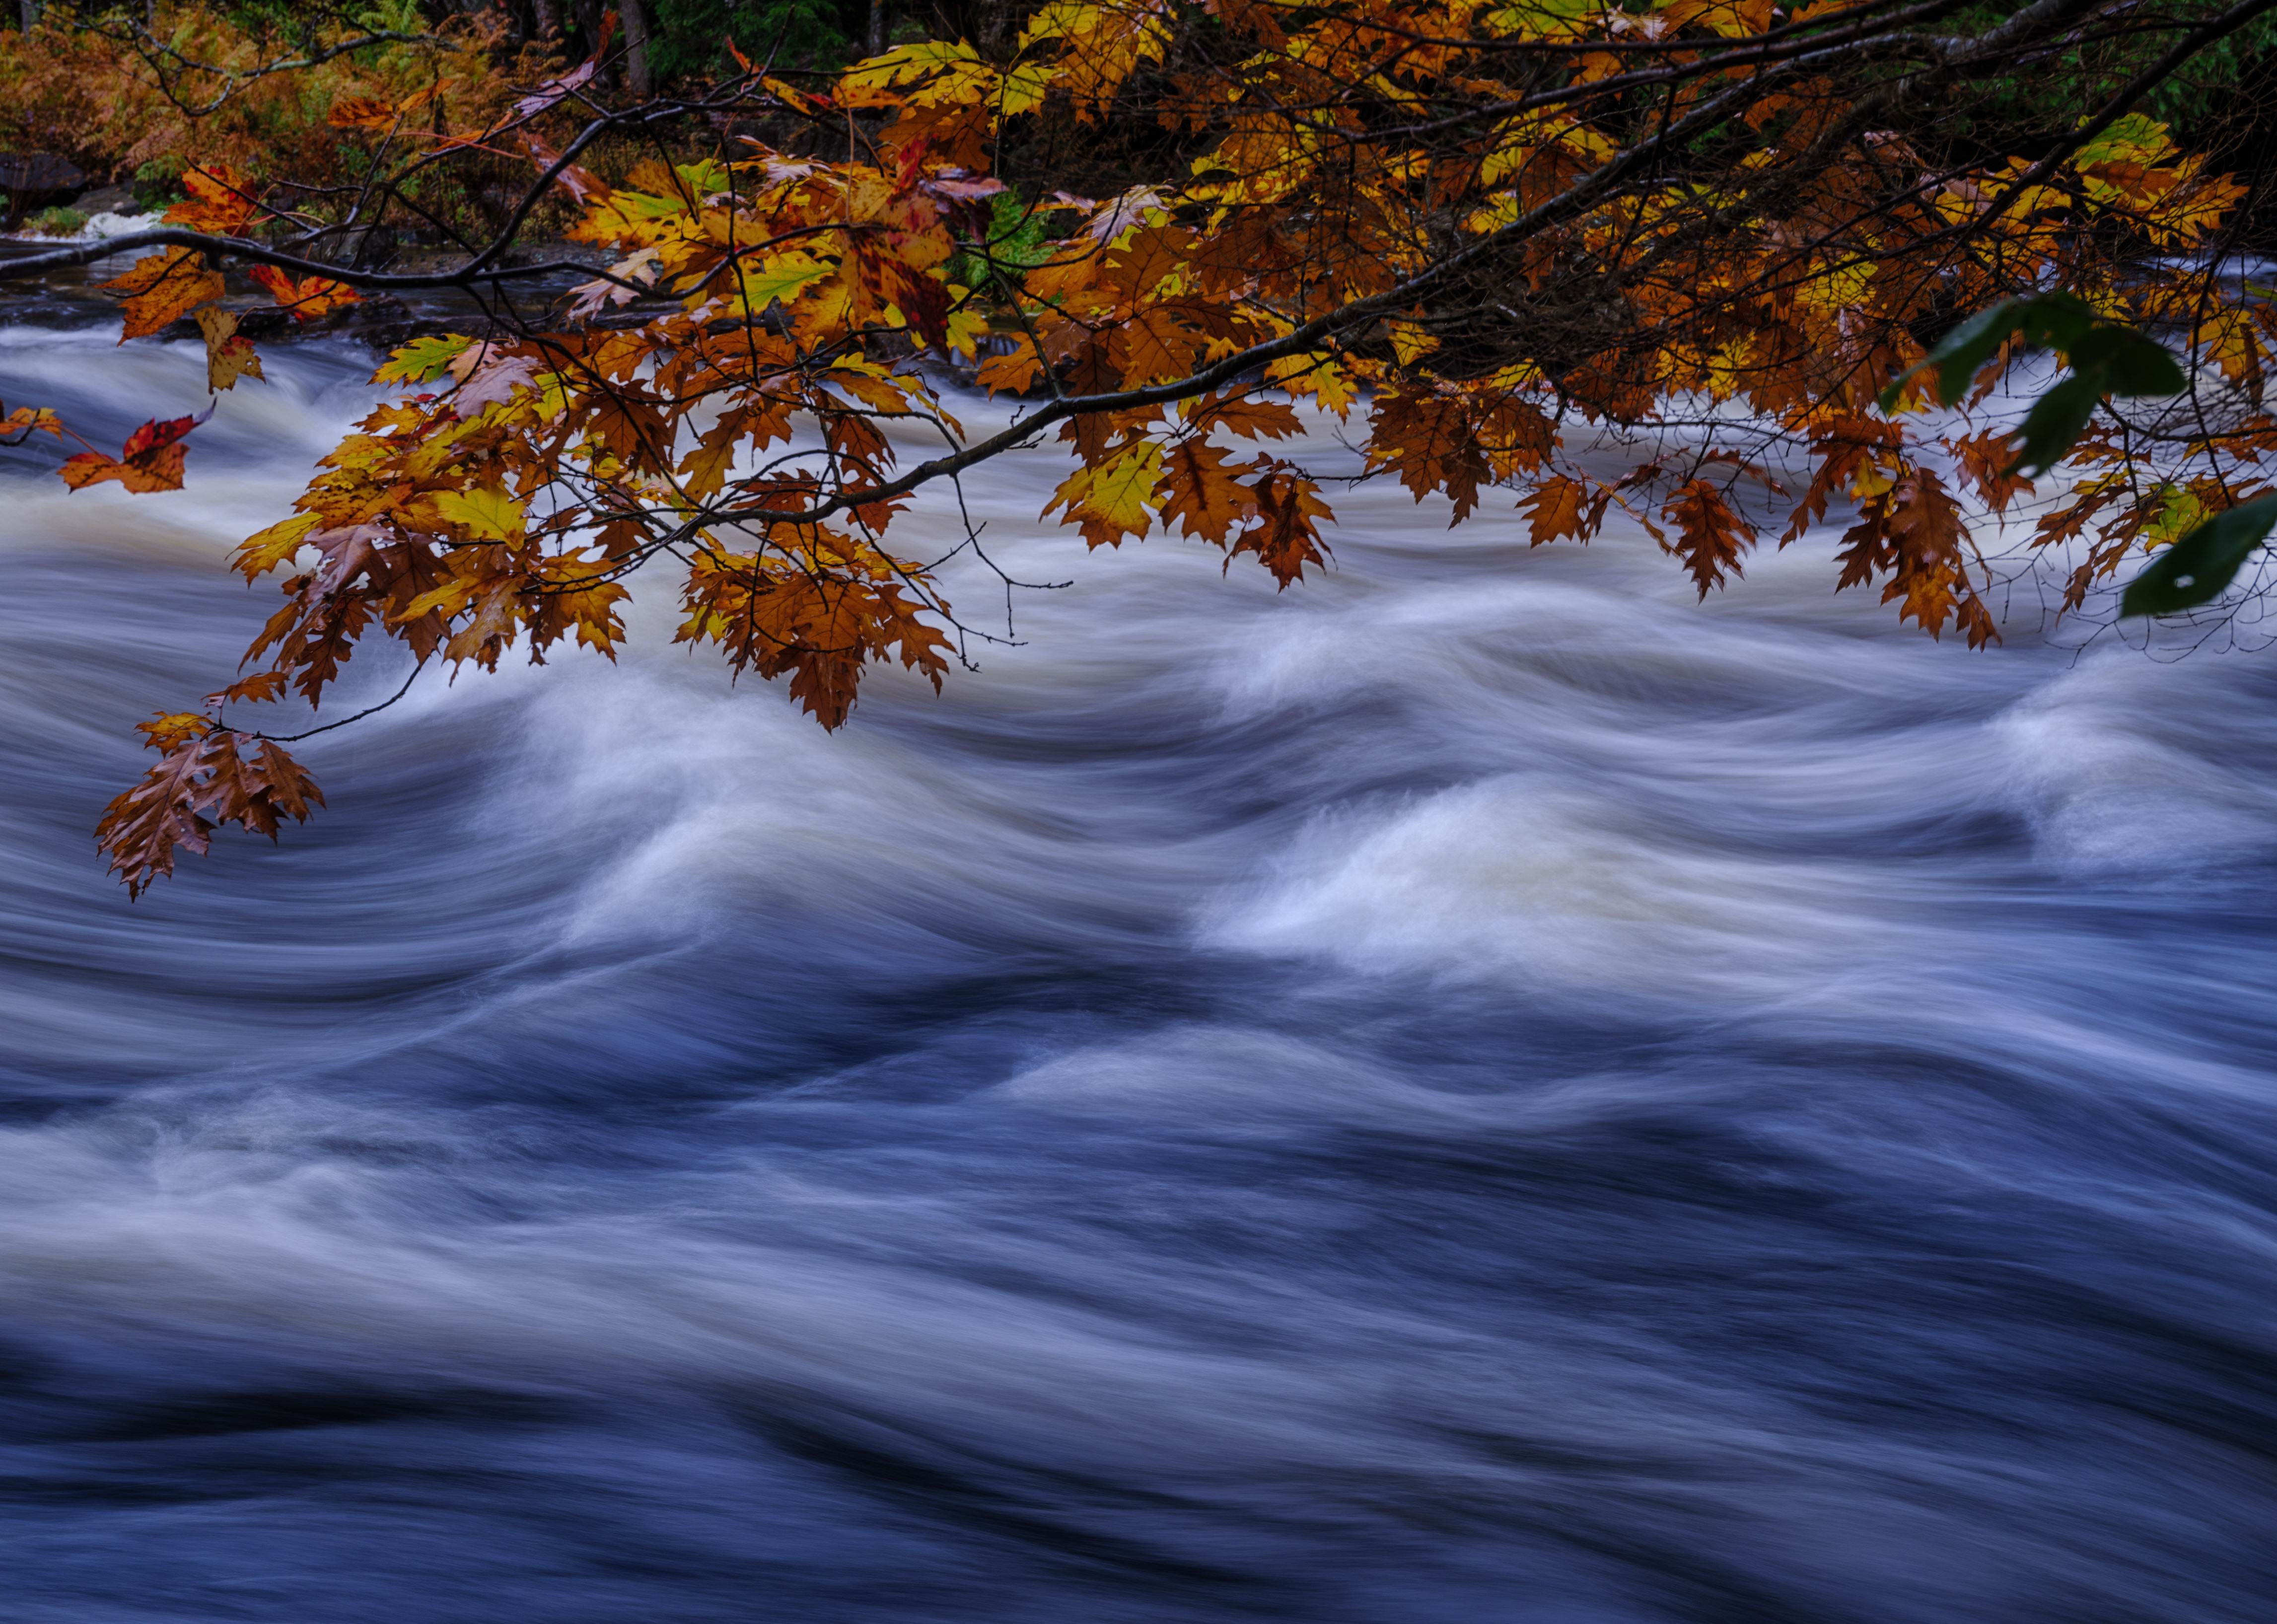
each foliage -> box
[1945,1,2277,135]
[2121,496,2277,616]
[644,0,857,81]
[1881,294,2188,477]
[133,155,189,208]
[21,206,90,235]
[4,0,2277,893]
[0,2,538,204]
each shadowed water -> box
[3,330,2277,1622]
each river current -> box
[3,329,2276,1622]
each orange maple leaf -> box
[249,265,364,322]
[975,339,1044,395]
[1227,467,1333,586]
[1946,428,2034,515]
[1155,438,1253,544]
[1519,474,1601,546]
[326,96,400,130]
[162,164,261,235]
[102,248,225,341]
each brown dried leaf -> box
[195,307,265,392]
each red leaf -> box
[59,408,210,494]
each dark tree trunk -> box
[565,0,605,81]
[619,0,653,95]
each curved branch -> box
[0,227,625,294]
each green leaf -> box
[2026,293,2102,353]
[2066,323,2187,397]
[2119,495,2277,616]
[719,254,834,319]
[1877,292,2101,412]
[674,159,731,199]
[373,333,472,386]
[1880,302,2021,412]
[2009,373,2105,477]
[2073,113,2171,170]
[1899,300,2189,476]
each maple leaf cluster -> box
[6,0,2276,893]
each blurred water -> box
[3,330,2277,1623]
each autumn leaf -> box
[675,542,949,728]
[1114,306,1198,386]
[1947,429,2034,516]
[453,354,546,414]
[103,248,225,341]
[1265,353,1357,418]
[208,671,292,706]
[232,512,321,579]
[333,80,443,129]
[943,305,993,360]
[976,337,1045,395]
[326,95,401,130]
[717,254,835,320]
[513,49,606,121]
[1519,474,1602,546]
[1183,390,1302,441]
[431,487,527,541]
[248,265,364,322]
[680,427,741,498]
[1369,390,1493,523]
[96,721,324,899]
[60,411,209,494]
[1783,416,1904,544]
[1227,467,1332,586]
[1835,467,1987,641]
[1046,440,1161,548]
[374,334,473,385]
[1661,479,1755,598]
[137,712,212,752]
[0,403,62,441]
[195,307,265,392]
[163,163,261,234]
[1155,438,1252,544]
[2202,308,2263,387]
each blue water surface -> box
[2,333,2276,1623]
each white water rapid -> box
[3,328,2276,1622]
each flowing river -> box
[4,328,2277,1622]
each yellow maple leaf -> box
[232,512,321,579]
[431,487,527,541]
[1049,440,1162,544]
[944,305,992,359]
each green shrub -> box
[132,156,186,210]
[645,0,855,82]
